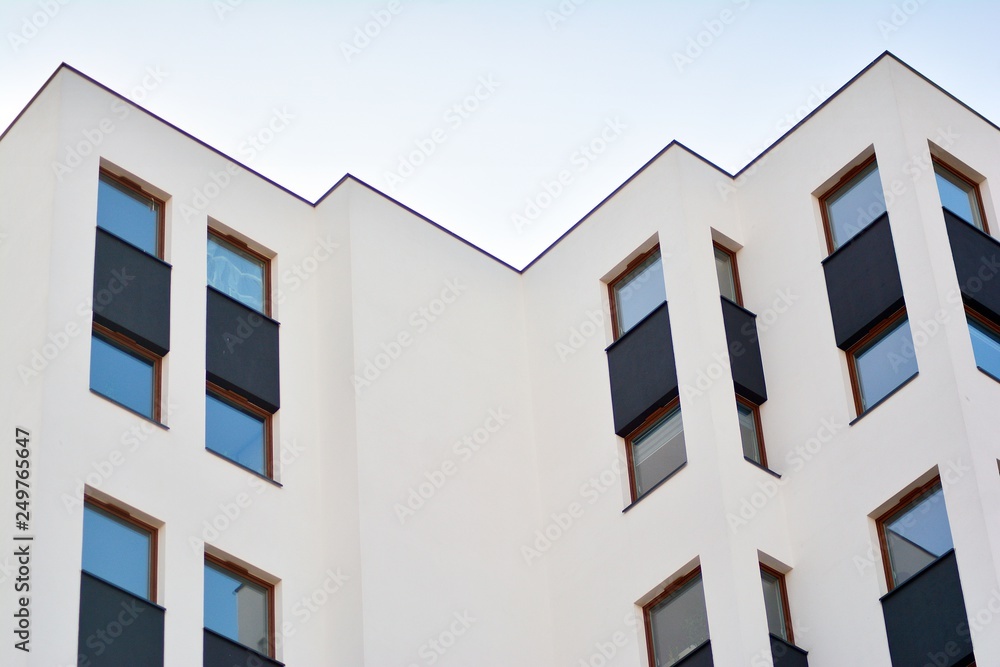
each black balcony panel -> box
[881,550,974,667]
[770,634,809,667]
[78,572,164,667]
[206,287,280,413]
[721,297,767,404]
[204,628,284,667]
[674,640,714,667]
[606,302,679,437]
[93,229,171,355]
[822,213,905,350]
[944,207,1000,321]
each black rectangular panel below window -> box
[721,297,767,404]
[78,572,165,667]
[822,213,905,350]
[204,629,284,667]
[771,634,809,667]
[674,640,714,667]
[93,229,171,355]
[206,287,280,413]
[944,207,1000,322]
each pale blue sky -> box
[2,0,997,268]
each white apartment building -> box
[1,52,998,666]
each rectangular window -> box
[204,556,274,657]
[644,569,710,667]
[878,479,953,589]
[206,385,271,477]
[626,401,686,501]
[737,398,766,467]
[760,565,793,643]
[967,309,1000,380]
[610,246,667,338]
[90,325,160,421]
[208,232,269,315]
[935,160,986,232]
[821,158,886,253]
[97,171,163,257]
[713,243,741,305]
[848,312,918,414]
[82,500,156,601]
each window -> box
[206,385,271,477]
[208,232,269,315]
[82,500,155,601]
[626,401,686,501]
[713,243,741,304]
[644,569,710,667]
[935,160,986,232]
[610,246,666,338]
[737,399,766,467]
[90,325,160,420]
[878,480,953,589]
[97,171,163,257]
[760,565,793,643]
[848,312,918,414]
[967,309,1000,379]
[204,556,274,656]
[821,158,886,252]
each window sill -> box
[744,456,781,479]
[622,462,687,513]
[849,372,919,426]
[976,365,1000,384]
[205,448,282,488]
[89,389,168,430]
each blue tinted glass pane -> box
[90,335,155,418]
[649,575,710,666]
[886,486,953,586]
[737,403,761,464]
[208,236,266,313]
[935,172,976,225]
[615,251,666,335]
[206,394,266,475]
[204,563,269,653]
[760,570,788,641]
[827,163,886,249]
[631,408,685,497]
[969,320,1000,378]
[855,318,917,410]
[97,176,159,255]
[82,505,151,600]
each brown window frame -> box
[205,553,276,658]
[624,398,683,503]
[608,245,663,340]
[846,307,908,417]
[206,381,274,478]
[98,168,166,259]
[759,563,794,644]
[643,566,707,667]
[83,496,159,603]
[713,242,743,306]
[876,476,945,591]
[933,159,988,233]
[736,396,767,468]
[208,229,272,317]
[91,321,163,423]
[819,155,880,256]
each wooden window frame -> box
[846,308,908,416]
[92,322,163,423]
[736,396,767,468]
[206,382,274,478]
[83,496,158,603]
[98,169,166,258]
[819,155,880,255]
[643,566,706,667]
[933,159,989,233]
[713,242,743,306]
[208,229,272,317]
[608,245,662,340]
[205,553,276,658]
[759,563,794,644]
[876,477,945,591]
[624,398,682,503]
